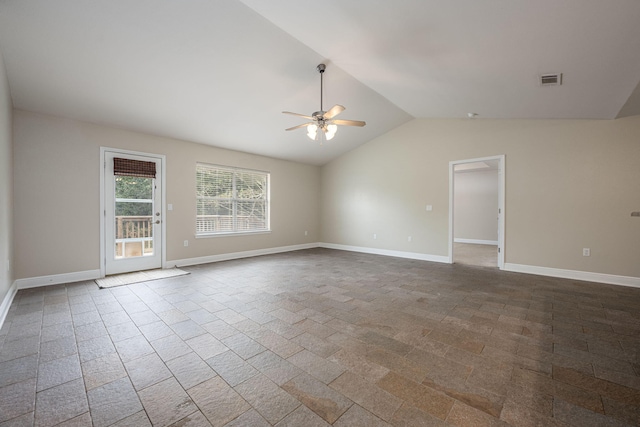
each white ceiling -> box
[1,1,640,166]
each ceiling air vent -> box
[540,73,562,86]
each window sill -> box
[195,230,272,239]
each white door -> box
[104,151,163,275]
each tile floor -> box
[1,248,639,426]
[453,243,498,268]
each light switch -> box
[168,204,173,211]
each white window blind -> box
[196,164,270,235]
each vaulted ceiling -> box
[1,0,639,165]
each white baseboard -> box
[319,242,450,264]
[171,243,320,268]
[15,269,102,290]
[454,238,498,245]
[0,282,18,330]
[503,263,640,289]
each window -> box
[196,163,270,236]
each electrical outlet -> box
[408,236,412,242]
[184,240,189,247]
[583,248,590,257]
[426,205,433,211]
[304,230,308,236]
[373,233,377,240]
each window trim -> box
[195,163,270,237]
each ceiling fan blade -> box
[333,119,366,127]
[323,105,345,119]
[282,111,313,120]
[285,123,312,131]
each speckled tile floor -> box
[1,248,639,426]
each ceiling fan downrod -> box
[317,63,326,113]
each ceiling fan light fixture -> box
[307,123,337,141]
[307,124,318,140]
[325,124,338,140]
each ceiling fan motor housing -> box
[312,111,327,128]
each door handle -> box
[155,220,160,224]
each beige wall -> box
[9,109,640,282]
[454,169,499,242]
[13,111,320,279]
[0,51,13,304]
[321,117,640,278]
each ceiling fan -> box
[283,63,366,142]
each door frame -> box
[448,154,505,269]
[100,147,167,277]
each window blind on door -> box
[113,158,156,178]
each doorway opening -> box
[449,155,505,269]
[100,148,166,276]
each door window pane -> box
[114,176,154,258]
